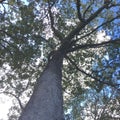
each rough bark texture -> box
[19,51,64,120]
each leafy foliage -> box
[0,0,120,119]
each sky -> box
[0,94,12,120]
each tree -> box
[0,0,120,120]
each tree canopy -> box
[0,0,120,119]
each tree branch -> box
[83,1,94,19]
[67,38,120,53]
[64,5,106,43]
[0,91,23,110]
[105,2,120,9]
[47,0,63,41]
[87,2,120,22]
[76,0,84,22]
[74,15,120,43]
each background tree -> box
[0,0,120,120]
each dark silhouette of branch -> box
[87,2,120,22]
[83,1,94,19]
[67,38,120,53]
[76,0,84,22]
[47,0,63,41]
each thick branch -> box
[86,5,106,23]
[47,1,63,41]
[67,38,120,52]
[64,22,86,43]
[76,0,84,22]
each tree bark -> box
[19,51,64,120]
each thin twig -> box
[0,91,23,110]
[83,1,94,19]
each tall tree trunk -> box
[19,51,64,120]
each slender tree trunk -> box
[19,51,64,120]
